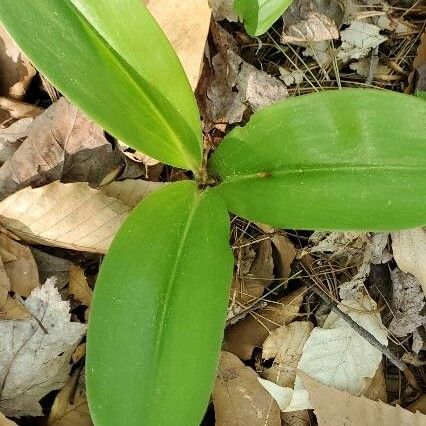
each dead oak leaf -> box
[0,279,86,417]
[0,98,124,201]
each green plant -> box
[234,0,294,36]
[0,1,425,425]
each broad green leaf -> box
[209,89,426,230]
[0,0,202,171]
[234,0,293,36]
[86,181,233,425]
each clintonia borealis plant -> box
[1,1,425,425]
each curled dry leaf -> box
[232,238,274,306]
[262,322,313,388]
[224,286,305,360]
[48,369,92,426]
[0,179,161,254]
[389,268,425,337]
[299,372,426,426]
[0,233,39,296]
[0,97,43,120]
[0,279,86,417]
[69,265,92,307]
[213,351,281,426]
[206,50,287,125]
[0,26,35,100]
[391,228,426,296]
[0,98,124,201]
[0,117,33,165]
[31,248,72,291]
[145,0,210,90]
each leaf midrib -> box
[219,164,426,185]
[66,0,196,168]
[152,190,201,369]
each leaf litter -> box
[0,1,426,424]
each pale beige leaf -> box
[299,372,426,426]
[0,182,130,253]
[145,0,211,90]
[262,322,313,387]
[260,295,388,412]
[391,228,426,295]
[100,179,163,209]
[337,21,387,60]
[69,265,92,307]
[0,279,86,417]
[213,352,281,426]
[48,370,92,426]
[0,412,17,426]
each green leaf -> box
[209,89,426,230]
[234,0,293,36]
[86,181,233,425]
[0,0,202,171]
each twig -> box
[299,255,420,390]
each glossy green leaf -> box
[0,0,202,171]
[209,89,426,230]
[234,0,293,36]
[87,181,233,425]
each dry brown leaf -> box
[213,351,281,426]
[0,117,33,165]
[0,97,43,120]
[48,369,92,426]
[0,98,124,200]
[224,287,305,360]
[209,0,238,22]
[0,233,39,296]
[0,27,35,101]
[0,181,130,254]
[271,233,296,281]
[262,322,313,388]
[389,268,425,337]
[69,265,92,307]
[233,239,274,305]
[0,412,17,426]
[280,410,311,426]
[31,248,72,291]
[299,372,426,426]
[145,0,210,90]
[282,12,339,43]
[72,343,86,365]
[362,363,387,403]
[408,395,426,415]
[391,228,426,295]
[408,29,426,93]
[206,50,287,125]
